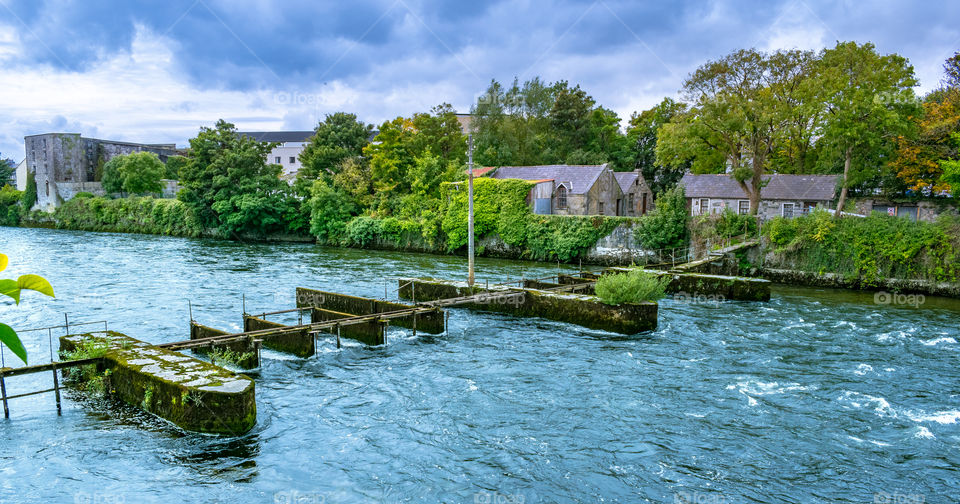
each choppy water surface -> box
[0,227,958,503]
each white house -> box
[238,131,315,180]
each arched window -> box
[556,185,568,209]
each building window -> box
[641,192,648,215]
[45,181,49,197]
[738,200,750,215]
[290,156,296,164]
[782,202,795,218]
[628,194,634,213]
[556,185,568,209]
[598,202,604,215]
[698,198,710,215]
[275,156,281,164]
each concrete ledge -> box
[296,287,445,334]
[311,308,385,346]
[243,316,314,357]
[398,278,657,334]
[761,268,960,298]
[60,331,256,435]
[189,321,259,369]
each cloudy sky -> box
[1,0,958,161]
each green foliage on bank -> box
[765,209,960,284]
[53,196,205,237]
[595,269,670,305]
[634,185,689,251]
[0,185,23,226]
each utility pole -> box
[467,133,475,286]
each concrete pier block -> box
[243,316,314,358]
[60,331,256,435]
[296,287,445,334]
[311,308,385,346]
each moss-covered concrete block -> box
[243,316,314,358]
[398,278,657,334]
[311,308,385,346]
[296,287,445,334]
[60,331,256,435]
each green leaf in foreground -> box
[0,323,27,365]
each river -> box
[0,227,958,503]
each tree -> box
[634,184,690,251]
[164,155,189,180]
[21,171,37,210]
[119,152,164,194]
[297,112,372,183]
[178,120,291,235]
[0,252,55,364]
[100,152,164,195]
[627,98,690,196]
[658,49,779,214]
[817,41,919,216]
[0,155,14,186]
[100,156,125,194]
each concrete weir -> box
[296,287,446,335]
[61,331,256,434]
[243,315,314,357]
[398,278,658,334]
[568,269,771,302]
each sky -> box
[1,0,958,161]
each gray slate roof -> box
[680,173,841,201]
[238,131,315,143]
[613,171,638,193]
[490,164,607,194]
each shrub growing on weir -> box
[594,269,670,305]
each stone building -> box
[487,164,653,216]
[22,133,181,209]
[681,173,841,219]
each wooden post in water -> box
[336,324,341,349]
[52,364,61,415]
[1,372,8,418]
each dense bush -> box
[764,209,960,283]
[21,171,37,210]
[594,269,670,305]
[0,185,23,226]
[634,185,689,252]
[53,196,205,237]
[524,215,625,261]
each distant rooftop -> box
[681,173,841,201]
[490,164,608,194]
[238,131,315,143]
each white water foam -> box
[915,426,935,439]
[921,337,957,346]
[906,410,960,425]
[854,364,874,376]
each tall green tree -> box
[0,155,15,186]
[627,98,689,195]
[100,156,125,194]
[178,120,291,235]
[120,152,165,194]
[164,155,189,180]
[817,41,919,216]
[297,112,373,183]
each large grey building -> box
[22,133,181,209]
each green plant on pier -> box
[208,347,254,369]
[594,269,670,306]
